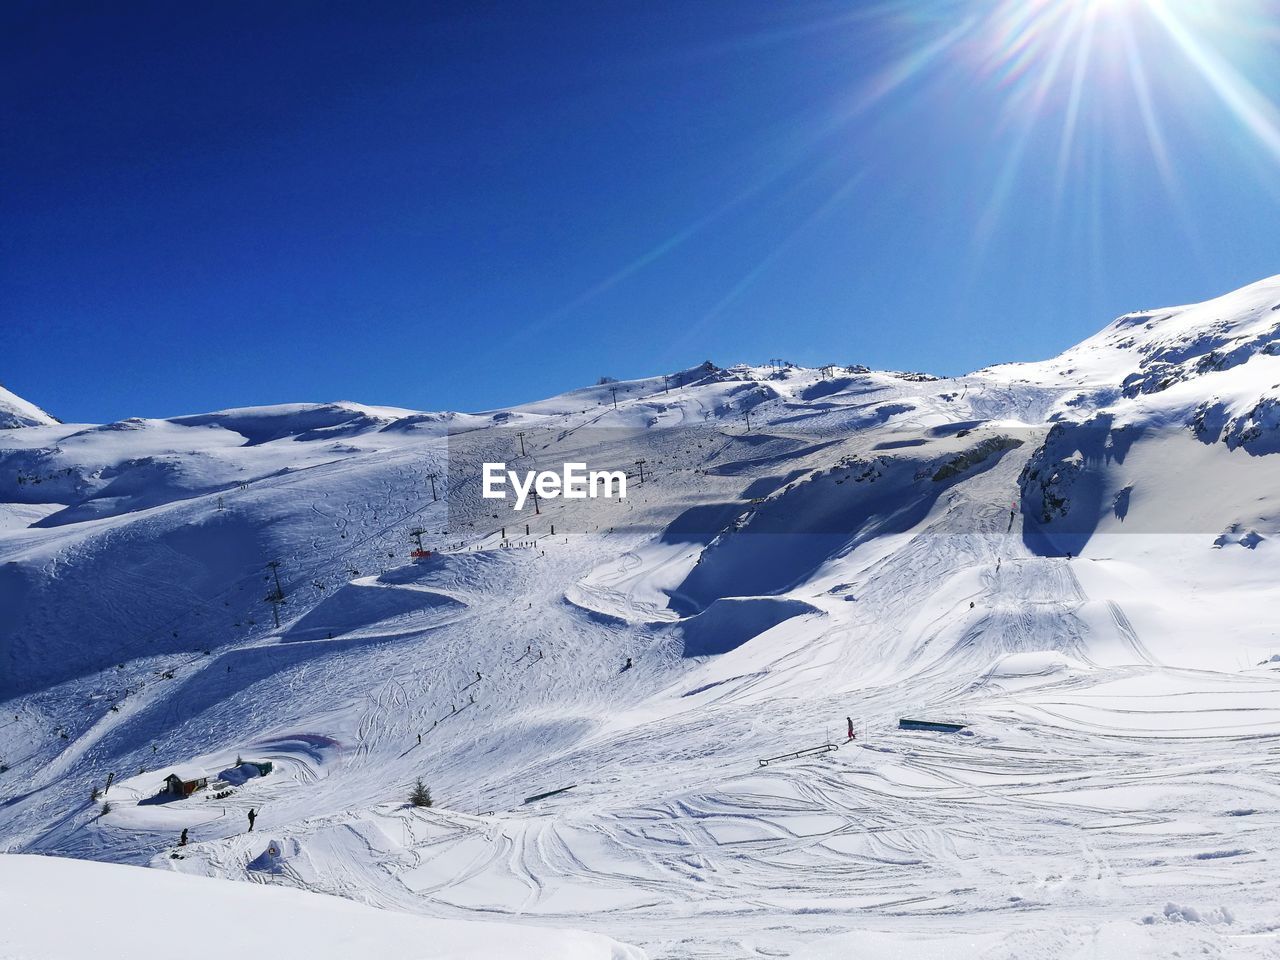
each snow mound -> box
[1143,902,1235,925]
[0,855,644,959]
[282,576,465,642]
[675,597,820,657]
[246,836,299,873]
[986,651,1093,679]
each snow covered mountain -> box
[4,275,1280,959]
[0,383,57,429]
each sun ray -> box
[1053,4,1098,211]
[1141,0,1280,162]
[516,0,1279,351]
[664,171,869,361]
[1118,8,1177,190]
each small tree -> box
[100,801,112,816]
[408,778,432,808]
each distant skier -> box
[247,808,256,832]
[476,671,482,682]
[969,601,975,609]
[623,657,632,671]
[179,827,188,847]
[846,717,855,741]
[417,733,422,745]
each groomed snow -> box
[0,854,644,960]
[3,277,1280,957]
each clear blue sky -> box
[3,0,1279,423]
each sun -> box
[952,0,1280,221]
[976,0,1280,153]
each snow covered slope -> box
[0,854,642,960]
[3,277,1280,958]
[0,383,57,429]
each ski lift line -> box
[247,460,446,596]
[227,447,447,502]
[57,454,447,690]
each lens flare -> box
[532,0,1279,336]
[975,0,1280,170]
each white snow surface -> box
[0,853,641,960]
[0,383,57,429]
[3,277,1280,957]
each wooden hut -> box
[162,766,209,798]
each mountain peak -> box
[0,383,58,429]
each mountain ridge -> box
[3,274,1280,959]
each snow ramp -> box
[675,597,821,657]
[282,576,465,642]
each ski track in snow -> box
[6,282,1280,956]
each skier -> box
[247,808,256,832]
[846,717,855,741]
[969,600,975,609]
[476,671,482,682]
[623,657,632,671]
[417,733,422,745]
[179,827,188,847]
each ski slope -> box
[0,853,642,960]
[4,279,1280,957]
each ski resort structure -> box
[4,276,1280,957]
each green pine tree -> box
[408,778,432,808]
